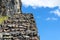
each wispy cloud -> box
[50,9,60,17]
[22,0,60,8]
[46,17,58,21]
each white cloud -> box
[46,17,58,21]
[22,0,60,8]
[21,0,60,17]
[50,9,60,17]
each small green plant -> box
[0,16,8,24]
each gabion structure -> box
[0,0,39,40]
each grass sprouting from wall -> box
[0,16,8,24]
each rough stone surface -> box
[0,0,39,40]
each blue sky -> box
[21,0,60,40]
